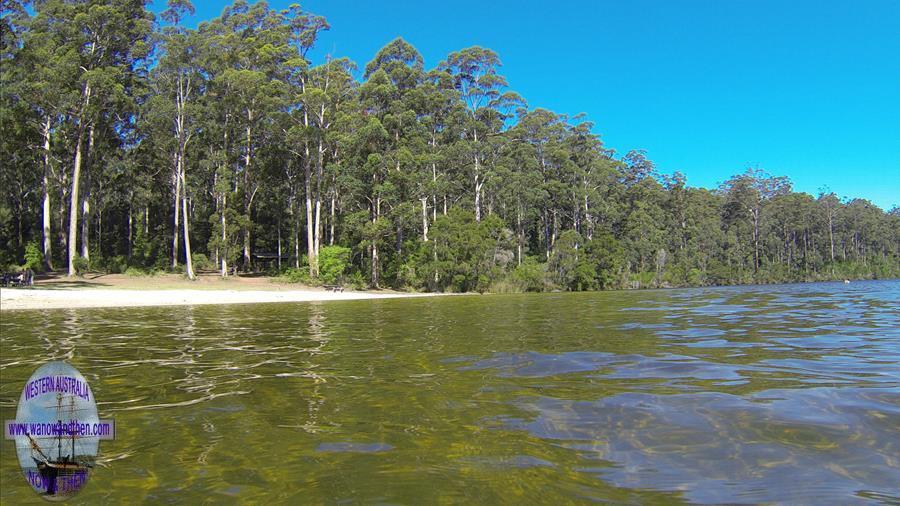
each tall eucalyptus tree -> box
[440,47,512,222]
[157,0,201,278]
[27,0,152,275]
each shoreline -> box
[0,272,442,310]
[1,273,887,311]
[0,287,439,310]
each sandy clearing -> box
[0,287,438,310]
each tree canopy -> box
[1,0,897,290]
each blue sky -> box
[162,0,899,210]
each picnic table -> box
[323,284,344,293]
[1,269,34,287]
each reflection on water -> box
[1,281,898,504]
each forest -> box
[1,0,898,292]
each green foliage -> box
[124,265,160,277]
[586,233,626,290]
[665,260,705,287]
[104,255,129,274]
[628,271,655,290]
[345,271,367,290]
[317,245,351,284]
[279,267,313,284]
[0,2,896,294]
[24,241,43,272]
[487,278,524,294]
[0,204,13,269]
[424,209,512,292]
[511,257,548,292]
[548,230,583,290]
[125,266,146,277]
[192,253,213,271]
[72,256,89,275]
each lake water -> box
[1,281,898,504]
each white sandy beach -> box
[0,287,436,310]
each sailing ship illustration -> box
[25,393,93,496]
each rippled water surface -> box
[2,281,899,504]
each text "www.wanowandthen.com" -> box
[4,419,115,440]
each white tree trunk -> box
[314,151,324,266]
[176,72,194,279]
[127,202,133,258]
[584,193,593,241]
[329,190,335,246]
[828,214,835,262]
[172,154,181,268]
[294,226,300,269]
[314,194,322,269]
[243,120,252,270]
[474,164,481,222]
[432,132,438,222]
[473,129,481,222]
[81,196,90,261]
[220,192,228,277]
[304,155,315,277]
[516,206,523,266]
[372,195,380,287]
[180,160,194,280]
[421,197,429,242]
[371,240,379,288]
[42,116,53,270]
[67,82,89,278]
[277,224,282,271]
[68,138,83,276]
[81,125,94,262]
[219,122,230,277]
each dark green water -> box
[2,281,898,504]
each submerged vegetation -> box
[1,1,897,291]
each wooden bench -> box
[323,284,344,293]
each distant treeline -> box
[1,1,897,291]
